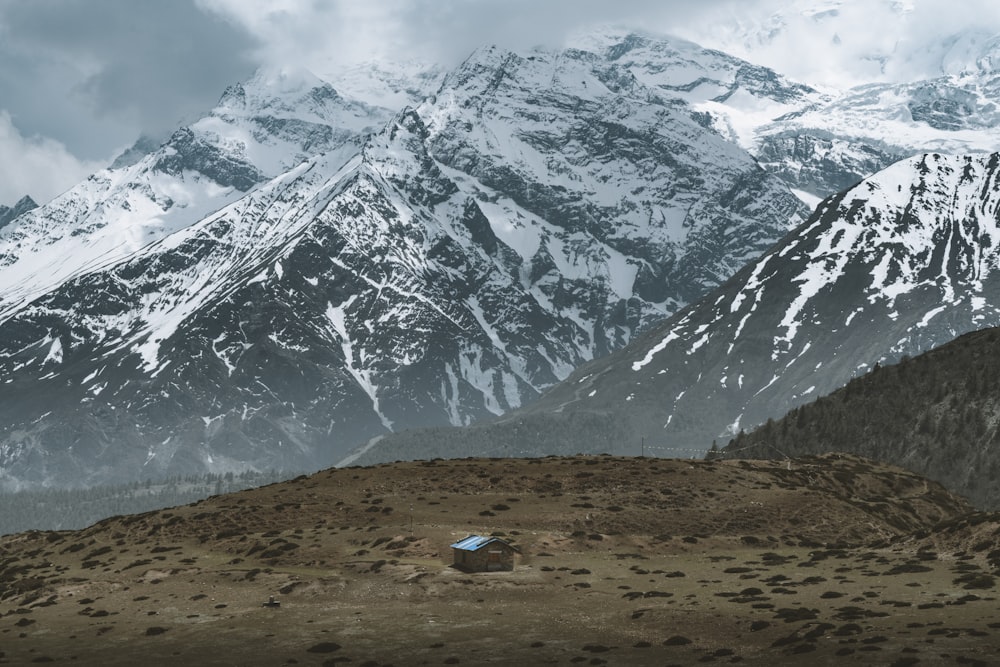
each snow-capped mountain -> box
[674,3,1000,202]
[749,65,1000,202]
[348,152,1000,466]
[554,27,1000,214]
[10,20,1000,488]
[0,36,804,489]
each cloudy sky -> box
[1,0,999,206]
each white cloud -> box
[199,0,1000,92]
[3,0,1000,208]
[0,111,107,205]
[679,0,1000,88]
[0,0,256,160]
[196,0,727,73]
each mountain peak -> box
[108,133,168,170]
[248,65,329,92]
[215,66,342,116]
[322,59,445,111]
[0,195,37,230]
[571,27,700,60]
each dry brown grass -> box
[1,453,996,666]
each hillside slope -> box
[724,326,1000,509]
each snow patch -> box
[918,305,948,327]
[327,298,393,430]
[632,331,680,371]
[43,337,63,365]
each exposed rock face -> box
[754,133,903,197]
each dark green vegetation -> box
[0,470,289,536]
[724,326,1000,509]
[2,454,997,665]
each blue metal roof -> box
[450,535,517,552]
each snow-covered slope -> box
[0,68,389,321]
[598,152,1000,448]
[348,152,1000,465]
[0,37,804,489]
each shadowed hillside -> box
[723,326,1000,509]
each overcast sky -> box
[2,0,999,205]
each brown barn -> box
[450,535,520,572]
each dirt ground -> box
[2,454,998,666]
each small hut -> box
[450,535,520,572]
